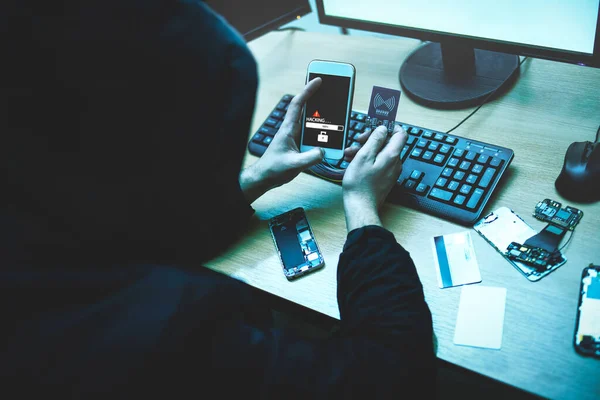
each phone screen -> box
[269,208,324,279]
[302,72,350,150]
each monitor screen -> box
[318,1,600,65]
[317,0,600,108]
[205,0,311,41]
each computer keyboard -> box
[247,94,514,225]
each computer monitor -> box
[205,0,311,42]
[316,1,600,109]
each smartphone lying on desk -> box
[574,264,600,358]
[473,207,566,282]
[268,207,325,280]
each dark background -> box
[302,72,351,149]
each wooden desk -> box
[206,31,600,399]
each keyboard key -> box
[478,167,497,188]
[351,112,357,119]
[459,161,471,170]
[271,110,284,119]
[339,160,350,169]
[355,113,366,122]
[453,148,465,157]
[265,117,278,127]
[276,101,286,110]
[439,144,452,154]
[259,126,277,136]
[422,151,434,161]
[477,154,489,164]
[263,136,273,145]
[471,164,484,174]
[275,120,282,129]
[429,188,453,202]
[401,145,410,160]
[282,94,293,102]
[433,154,445,164]
[442,168,453,177]
[415,183,429,195]
[404,179,417,190]
[490,157,503,167]
[453,195,466,205]
[409,127,421,135]
[447,181,460,191]
[447,157,459,168]
[350,120,357,129]
[252,133,265,143]
[466,188,485,209]
[465,151,477,161]
[417,139,428,148]
[436,177,447,187]
[428,142,439,151]
[422,130,434,138]
[410,170,424,180]
[355,122,366,132]
[401,124,410,132]
[459,184,472,195]
[407,136,417,145]
[454,171,465,180]
[466,174,478,184]
[445,136,457,144]
[434,133,445,141]
[411,148,423,158]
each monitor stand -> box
[399,42,519,109]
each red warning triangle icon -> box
[312,110,321,118]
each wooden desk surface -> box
[206,31,600,399]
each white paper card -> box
[454,285,507,349]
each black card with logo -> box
[367,86,401,121]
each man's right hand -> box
[342,124,408,232]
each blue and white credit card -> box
[432,231,482,289]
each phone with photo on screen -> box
[300,59,355,160]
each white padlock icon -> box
[317,131,328,143]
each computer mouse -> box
[555,140,600,202]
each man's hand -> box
[342,124,408,232]
[240,78,325,204]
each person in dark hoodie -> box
[0,1,435,398]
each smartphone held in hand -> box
[300,59,356,160]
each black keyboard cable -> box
[446,56,529,135]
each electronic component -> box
[505,242,563,271]
[533,198,583,230]
[366,116,397,135]
[473,207,566,281]
[523,223,567,253]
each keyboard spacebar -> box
[429,188,453,201]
